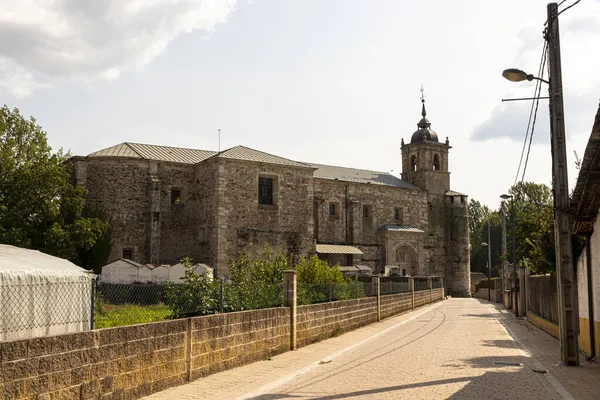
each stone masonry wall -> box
[193,159,220,268]
[0,320,188,400]
[527,275,558,325]
[380,292,413,320]
[189,308,290,380]
[217,159,315,276]
[414,290,431,308]
[80,158,220,266]
[0,288,445,399]
[82,158,152,264]
[314,179,427,247]
[296,297,378,348]
[156,162,201,264]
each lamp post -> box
[481,236,491,301]
[501,2,579,366]
[500,194,516,314]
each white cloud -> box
[470,2,600,145]
[0,0,238,97]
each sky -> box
[1,0,599,209]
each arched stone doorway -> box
[394,245,418,276]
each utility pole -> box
[488,221,492,301]
[501,207,507,292]
[546,2,579,366]
[510,200,517,315]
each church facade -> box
[71,100,471,296]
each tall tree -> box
[0,105,110,267]
[503,181,555,274]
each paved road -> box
[145,299,568,399]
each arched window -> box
[433,154,440,171]
[411,155,417,172]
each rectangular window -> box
[258,177,274,205]
[122,248,133,260]
[171,189,181,205]
[329,203,337,216]
[394,207,403,223]
[363,205,372,218]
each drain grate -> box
[492,361,523,367]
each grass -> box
[94,303,171,329]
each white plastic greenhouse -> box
[0,244,95,342]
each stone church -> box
[71,99,471,296]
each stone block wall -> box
[314,179,427,248]
[217,159,315,276]
[296,298,378,347]
[0,284,446,399]
[0,320,187,400]
[527,275,558,325]
[189,308,290,380]
[472,278,503,303]
[82,158,152,263]
[414,290,430,308]
[380,292,413,320]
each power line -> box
[514,42,547,186]
[545,0,581,26]
[558,0,581,17]
[521,43,548,183]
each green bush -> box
[164,247,366,317]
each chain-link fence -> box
[380,277,411,295]
[0,278,93,341]
[1,275,446,337]
[414,277,430,291]
[297,281,375,305]
[432,277,443,289]
[94,279,285,328]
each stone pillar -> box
[410,278,415,309]
[283,271,297,350]
[373,276,381,321]
[518,268,527,317]
[149,168,161,265]
[428,278,433,303]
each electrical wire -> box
[513,42,547,186]
[557,0,581,17]
[545,0,581,26]
[520,43,548,183]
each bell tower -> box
[401,93,451,196]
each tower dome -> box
[410,98,439,143]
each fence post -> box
[90,276,97,330]
[429,278,433,304]
[219,278,224,313]
[373,276,381,321]
[283,271,297,351]
[411,278,415,309]
[441,277,445,298]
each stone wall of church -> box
[77,158,152,264]
[444,194,471,296]
[314,179,428,272]
[155,162,201,265]
[215,159,315,277]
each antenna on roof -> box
[218,129,221,152]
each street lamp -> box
[502,68,550,85]
[481,239,491,302]
[502,3,579,365]
[501,194,517,315]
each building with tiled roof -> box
[72,99,470,296]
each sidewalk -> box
[486,301,600,400]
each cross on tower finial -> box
[419,84,427,118]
